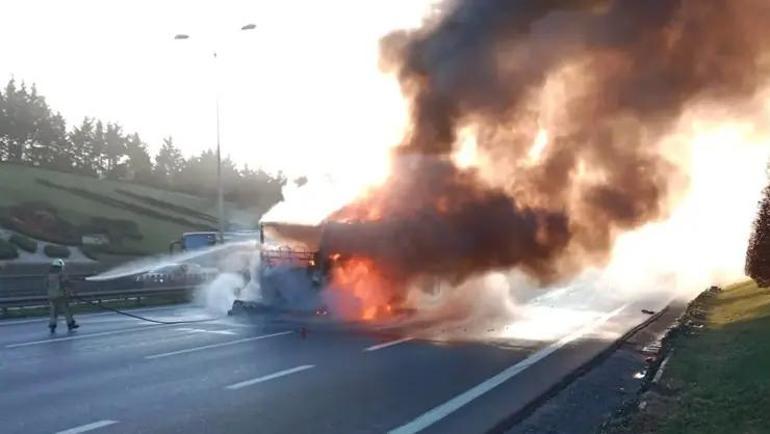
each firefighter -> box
[47,258,79,333]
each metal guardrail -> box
[0,285,192,307]
[0,272,200,309]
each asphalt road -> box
[0,298,665,434]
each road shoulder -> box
[602,281,770,434]
[505,304,684,434]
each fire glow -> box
[329,256,395,321]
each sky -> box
[1,0,434,178]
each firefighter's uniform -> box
[47,259,79,333]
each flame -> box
[329,256,396,321]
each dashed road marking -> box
[145,331,293,359]
[175,327,237,336]
[364,337,415,352]
[5,324,181,348]
[56,419,118,434]
[225,365,315,390]
[388,304,629,434]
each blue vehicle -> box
[168,231,223,253]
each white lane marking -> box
[5,324,181,349]
[56,419,118,434]
[208,321,267,329]
[364,337,415,352]
[0,304,197,327]
[388,304,629,434]
[225,365,315,390]
[145,331,293,359]
[652,350,674,384]
[175,327,237,336]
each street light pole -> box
[214,51,224,237]
[174,24,256,238]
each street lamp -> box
[174,24,256,237]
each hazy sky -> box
[1,0,433,178]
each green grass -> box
[0,163,256,254]
[623,280,770,434]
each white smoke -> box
[195,244,265,313]
[195,272,246,315]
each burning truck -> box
[229,220,407,320]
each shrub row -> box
[9,233,37,253]
[115,188,218,224]
[0,204,146,250]
[80,217,143,242]
[0,238,19,260]
[0,203,81,245]
[43,244,71,258]
[81,243,148,259]
[37,179,215,231]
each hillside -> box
[0,163,260,259]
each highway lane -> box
[0,302,656,434]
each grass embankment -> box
[0,163,255,256]
[619,280,770,434]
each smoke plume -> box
[327,0,770,292]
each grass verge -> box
[609,280,770,434]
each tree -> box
[233,165,285,213]
[0,79,68,169]
[0,80,62,164]
[746,167,770,287]
[68,118,98,176]
[90,120,107,176]
[42,112,73,171]
[103,123,127,178]
[124,133,153,183]
[154,136,184,186]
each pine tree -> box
[746,166,770,287]
[69,118,97,176]
[104,122,126,178]
[124,133,153,183]
[154,136,184,186]
[91,120,107,176]
[0,80,41,163]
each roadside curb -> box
[489,304,674,433]
[599,286,722,432]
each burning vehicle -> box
[229,220,407,320]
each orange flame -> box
[329,256,396,321]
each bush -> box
[80,217,143,243]
[43,244,71,259]
[0,239,19,260]
[80,245,100,261]
[2,202,80,245]
[9,233,37,253]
